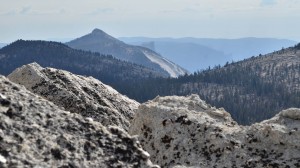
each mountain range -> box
[117,43,300,125]
[120,37,297,72]
[1,37,300,125]
[66,29,188,77]
[0,40,167,90]
[1,29,300,126]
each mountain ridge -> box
[66,29,188,77]
[120,36,297,72]
[0,39,168,93]
[115,43,300,125]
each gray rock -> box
[0,75,159,168]
[129,95,300,168]
[8,63,139,131]
[280,108,300,120]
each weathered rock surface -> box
[0,75,158,167]
[8,63,139,131]
[129,95,300,167]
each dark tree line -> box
[0,40,165,89]
[116,44,300,125]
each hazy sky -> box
[0,0,300,43]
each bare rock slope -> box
[129,95,300,167]
[8,63,139,131]
[0,75,158,167]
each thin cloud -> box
[1,10,16,16]
[260,0,277,6]
[1,6,31,16]
[59,9,66,14]
[20,6,31,14]
[87,8,114,15]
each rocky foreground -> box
[129,95,300,167]
[1,63,300,168]
[0,75,157,167]
[8,63,138,131]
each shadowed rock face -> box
[8,63,139,131]
[0,75,158,168]
[129,95,300,168]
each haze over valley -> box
[1,0,300,167]
[121,37,297,72]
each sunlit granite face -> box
[0,75,158,168]
[130,94,300,168]
[8,62,139,131]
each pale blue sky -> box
[0,0,299,43]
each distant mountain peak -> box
[88,28,117,42]
[91,28,106,35]
[66,29,188,77]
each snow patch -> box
[142,50,187,77]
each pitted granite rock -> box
[0,75,158,168]
[129,95,300,168]
[280,108,300,120]
[8,63,139,131]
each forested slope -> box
[0,40,166,90]
[121,43,300,125]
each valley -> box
[0,29,300,168]
[118,44,300,125]
[120,37,296,72]
[1,0,300,167]
[1,31,300,125]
